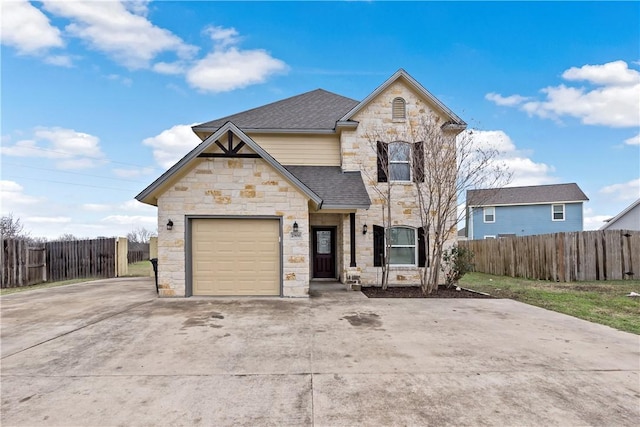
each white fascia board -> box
[467,200,587,208]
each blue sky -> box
[1,0,639,239]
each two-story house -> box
[136,69,466,297]
[465,183,589,240]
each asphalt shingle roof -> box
[284,166,371,208]
[193,89,359,132]
[467,183,589,206]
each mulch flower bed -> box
[361,285,493,299]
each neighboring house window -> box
[484,207,495,223]
[377,141,425,183]
[392,97,406,119]
[484,235,496,239]
[552,204,565,221]
[373,225,426,267]
[389,227,417,265]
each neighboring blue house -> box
[465,183,589,240]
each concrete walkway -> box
[1,278,638,426]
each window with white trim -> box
[483,207,495,223]
[484,235,496,239]
[552,204,565,221]
[392,97,406,119]
[389,226,417,265]
[388,142,411,182]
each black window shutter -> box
[418,227,428,267]
[373,225,385,266]
[413,141,424,183]
[377,141,388,183]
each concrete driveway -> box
[1,278,638,426]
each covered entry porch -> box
[309,211,366,283]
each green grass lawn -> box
[460,272,640,335]
[125,260,153,277]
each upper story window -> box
[389,142,411,181]
[552,204,565,221]
[389,226,417,265]
[483,207,495,223]
[376,141,424,183]
[392,97,406,120]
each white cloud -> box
[624,133,640,146]
[484,93,529,107]
[562,60,640,86]
[142,124,201,169]
[119,199,155,213]
[464,130,557,187]
[82,203,111,212]
[105,74,133,86]
[152,61,186,75]
[101,214,156,226]
[185,25,288,93]
[204,25,241,48]
[0,180,42,208]
[82,199,156,215]
[0,127,106,169]
[44,54,73,67]
[0,0,64,54]
[487,60,640,128]
[4,3,286,92]
[599,178,640,202]
[25,216,72,224]
[112,167,156,178]
[583,208,612,231]
[41,0,197,69]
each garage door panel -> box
[192,219,280,296]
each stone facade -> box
[156,157,310,297]
[147,75,460,297]
[339,79,458,286]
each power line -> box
[3,175,140,192]
[2,162,150,184]
[1,144,164,171]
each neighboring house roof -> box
[339,68,467,129]
[467,183,589,207]
[284,166,371,210]
[135,122,322,207]
[600,198,640,230]
[192,89,359,134]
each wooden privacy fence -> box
[460,230,640,282]
[1,239,46,288]
[1,237,120,288]
[127,242,150,264]
[46,238,117,282]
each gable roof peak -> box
[339,68,466,127]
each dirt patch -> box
[361,285,493,299]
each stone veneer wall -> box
[340,79,458,286]
[156,157,310,297]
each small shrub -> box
[441,245,474,288]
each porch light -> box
[362,224,368,235]
[293,221,299,233]
[166,219,174,231]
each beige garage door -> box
[192,218,280,296]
